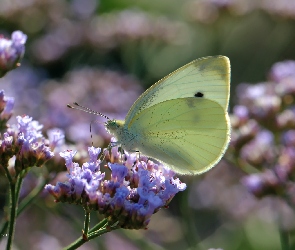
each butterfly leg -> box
[106,139,126,164]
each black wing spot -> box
[194,92,204,97]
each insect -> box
[69,56,230,175]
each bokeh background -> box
[1,0,295,249]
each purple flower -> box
[1,97,14,119]
[0,90,14,126]
[109,163,128,183]
[270,60,295,82]
[233,105,249,123]
[47,128,65,150]
[11,31,27,46]
[241,170,282,198]
[0,31,27,77]
[45,146,186,229]
[0,112,55,174]
[282,130,295,146]
[88,146,101,162]
[60,150,77,170]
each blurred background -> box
[1,0,295,249]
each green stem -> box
[63,223,119,250]
[0,167,11,239]
[275,196,290,250]
[0,223,8,240]
[3,165,13,183]
[279,229,289,250]
[87,225,119,239]
[0,176,47,237]
[6,175,23,250]
[88,218,108,233]
[83,210,90,236]
[6,180,16,250]
[15,173,23,205]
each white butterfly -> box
[105,56,231,175]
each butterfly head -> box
[105,119,125,136]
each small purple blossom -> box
[270,60,295,82]
[0,30,27,77]
[60,150,77,170]
[1,97,14,119]
[47,128,65,150]
[11,31,27,46]
[45,146,186,229]
[109,163,128,183]
[0,90,14,127]
[0,111,55,174]
[233,105,249,123]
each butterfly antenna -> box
[67,102,108,146]
[67,102,110,120]
[89,119,105,146]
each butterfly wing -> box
[128,97,230,174]
[125,56,230,124]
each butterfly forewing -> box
[125,56,230,125]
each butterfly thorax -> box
[105,119,139,151]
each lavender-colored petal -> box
[109,163,128,183]
[270,60,295,82]
[47,128,65,149]
[11,31,27,45]
[88,146,101,162]
[0,31,27,76]
[60,150,77,169]
[233,105,249,121]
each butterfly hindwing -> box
[128,97,230,174]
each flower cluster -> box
[186,0,295,23]
[230,60,295,199]
[0,90,58,176]
[0,31,27,77]
[45,145,186,229]
[31,9,188,63]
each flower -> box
[230,60,295,201]
[45,145,186,229]
[0,90,14,129]
[0,31,27,77]
[270,60,295,82]
[47,128,65,150]
[3,115,55,174]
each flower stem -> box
[62,218,112,250]
[83,210,90,236]
[15,173,23,204]
[62,227,117,250]
[88,218,108,233]
[0,175,47,237]
[279,229,289,250]
[5,174,23,250]
[87,225,119,239]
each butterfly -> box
[104,56,231,175]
